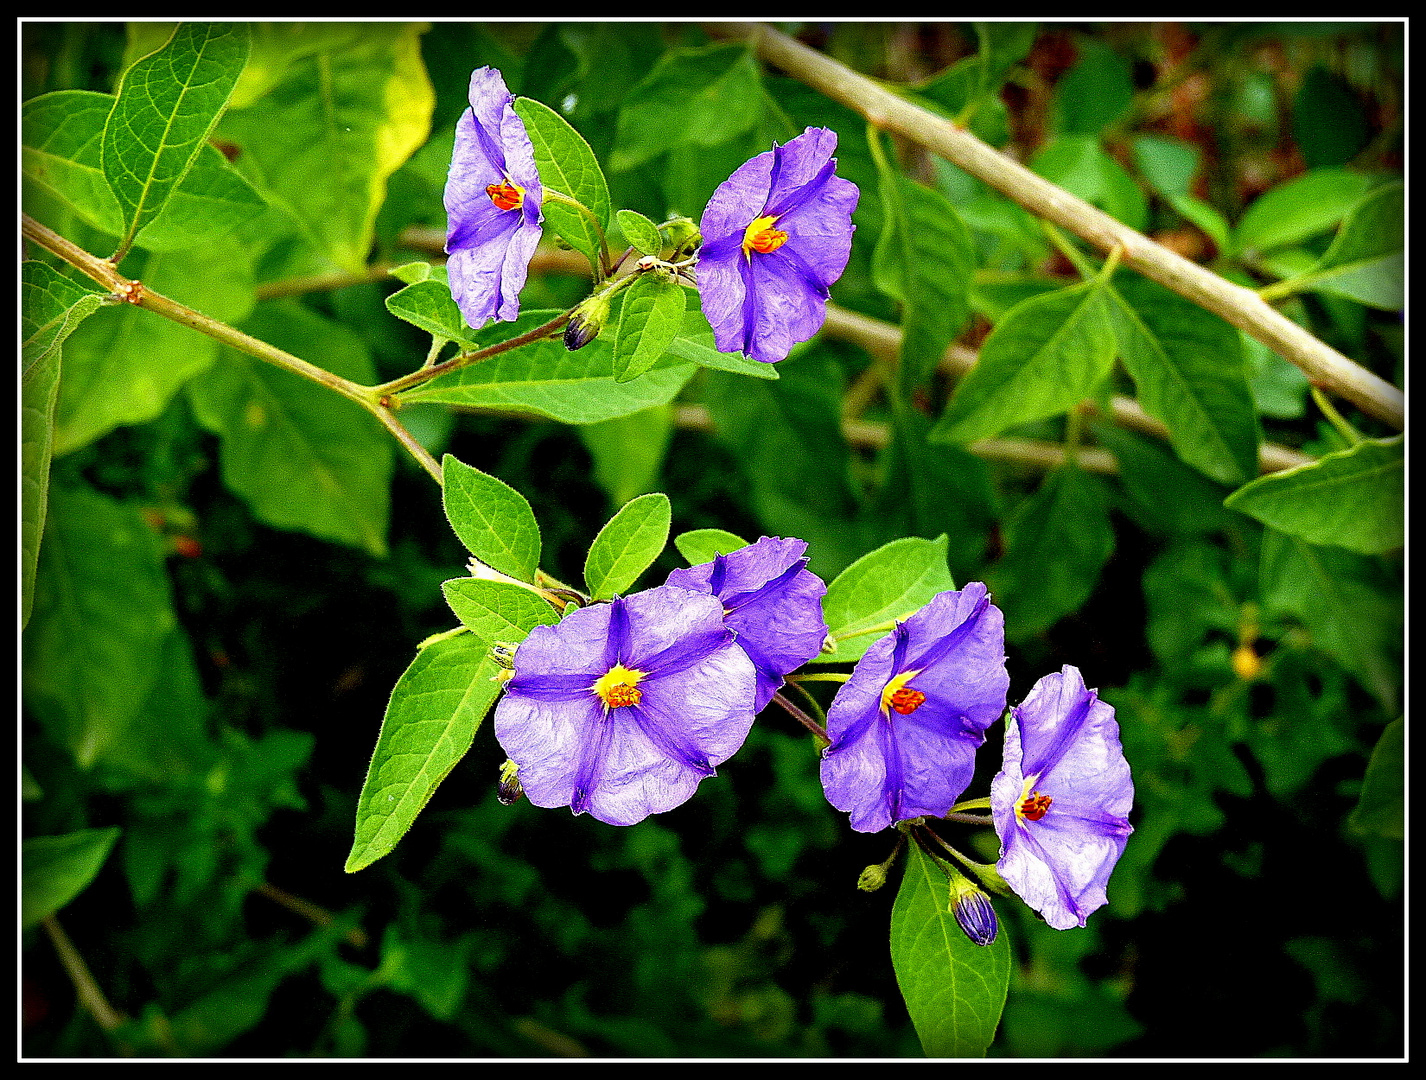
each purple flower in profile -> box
[665,536,828,712]
[493,583,757,826]
[991,666,1134,930]
[444,67,544,329]
[819,584,1010,833]
[696,127,859,364]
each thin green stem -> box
[772,689,830,746]
[542,186,612,280]
[1311,385,1365,447]
[372,308,573,398]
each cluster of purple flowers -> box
[451,68,1133,935]
[444,68,858,364]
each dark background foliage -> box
[22,20,1402,1058]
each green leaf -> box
[440,578,561,641]
[1292,182,1403,309]
[185,301,391,556]
[345,632,504,874]
[216,23,433,275]
[22,827,122,930]
[1225,435,1403,555]
[1231,168,1374,256]
[674,528,750,566]
[385,278,478,349]
[819,536,955,664]
[933,278,1117,444]
[1031,135,1147,232]
[400,311,698,424]
[22,89,265,252]
[1055,38,1134,136]
[612,274,686,383]
[1105,274,1260,486]
[101,23,250,254]
[441,454,541,582]
[1347,718,1404,840]
[611,43,763,172]
[871,166,976,395]
[668,301,779,380]
[514,95,611,270]
[21,263,106,628]
[890,840,1011,1057]
[579,405,674,507]
[583,492,672,600]
[987,464,1115,641]
[1130,134,1200,198]
[22,485,176,767]
[616,208,663,256]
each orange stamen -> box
[486,180,524,211]
[1019,793,1053,821]
[742,214,789,257]
[889,687,927,715]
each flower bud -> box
[659,215,701,261]
[857,863,888,892]
[564,292,612,351]
[948,871,999,947]
[496,759,524,805]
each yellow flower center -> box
[592,664,646,710]
[486,179,524,211]
[880,669,925,715]
[1016,776,1053,821]
[742,214,789,256]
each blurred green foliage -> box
[22,20,1401,1058]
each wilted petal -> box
[992,666,1134,930]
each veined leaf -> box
[441,578,561,641]
[674,528,750,567]
[818,536,955,664]
[345,632,503,874]
[615,208,663,256]
[891,839,1011,1057]
[21,263,106,628]
[583,492,672,600]
[1106,274,1260,486]
[441,455,542,583]
[1231,168,1375,256]
[101,23,251,254]
[185,301,391,557]
[933,278,1117,445]
[385,278,479,349]
[1225,436,1403,555]
[1292,181,1403,309]
[612,274,686,384]
[515,95,610,271]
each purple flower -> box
[696,127,859,364]
[665,536,828,712]
[493,583,757,826]
[991,666,1134,930]
[444,67,544,329]
[819,584,1010,833]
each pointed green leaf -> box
[674,529,750,566]
[1225,435,1403,555]
[819,536,955,663]
[441,454,541,582]
[583,492,672,600]
[385,278,478,349]
[1106,274,1260,486]
[891,839,1011,1057]
[22,827,122,930]
[612,274,686,383]
[101,23,250,253]
[1293,181,1403,309]
[216,23,434,275]
[933,279,1117,444]
[616,208,663,256]
[514,95,610,269]
[1231,168,1375,256]
[21,262,106,628]
[22,485,176,767]
[185,301,391,556]
[871,164,976,395]
[1031,134,1147,231]
[441,578,561,640]
[988,464,1115,641]
[669,300,779,379]
[345,633,501,874]
[1347,718,1404,840]
[400,310,698,424]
